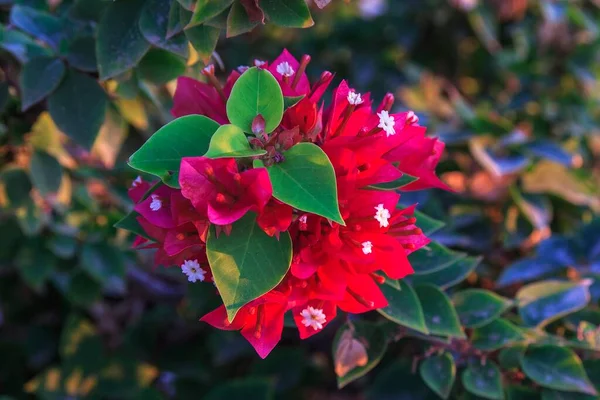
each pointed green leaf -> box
[366,174,418,191]
[333,321,387,389]
[516,280,591,327]
[29,150,63,196]
[283,95,305,109]
[80,243,125,284]
[266,143,344,224]
[184,24,221,63]
[206,213,292,321]
[47,70,108,150]
[462,361,504,400]
[419,352,456,399]
[128,115,220,187]
[409,256,481,290]
[139,0,189,58]
[409,241,467,275]
[96,0,151,80]
[415,284,465,339]
[378,280,429,334]
[1,168,32,208]
[20,56,65,111]
[226,1,259,37]
[226,67,284,133]
[413,210,445,235]
[453,289,513,328]
[471,319,525,351]
[521,345,597,396]
[137,49,186,85]
[187,0,234,28]
[260,0,314,28]
[114,211,153,241]
[204,124,266,159]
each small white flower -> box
[300,306,327,330]
[276,61,295,77]
[405,110,419,125]
[299,215,307,224]
[181,259,207,283]
[202,64,214,74]
[254,59,267,67]
[149,195,162,211]
[374,203,391,228]
[131,176,142,188]
[377,110,396,137]
[347,91,364,105]
[237,65,249,73]
[362,241,373,255]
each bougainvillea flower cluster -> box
[126,50,448,358]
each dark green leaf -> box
[137,49,186,85]
[227,1,259,37]
[415,284,465,338]
[204,124,266,159]
[48,70,108,150]
[15,199,47,236]
[184,24,221,63]
[29,150,63,195]
[452,289,513,328]
[497,257,564,287]
[541,389,596,400]
[65,36,97,72]
[139,0,189,58]
[226,67,284,133]
[419,352,456,399]
[167,1,185,38]
[0,26,51,63]
[366,174,418,191]
[413,210,445,235]
[187,0,234,28]
[80,243,126,284]
[334,321,387,389]
[16,244,55,289]
[462,361,504,400]
[67,271,102,307]
[204,378,273,400]
[176,0,196,11]
[266,143,344,224]
[1,168,32,208]
[517,280,591,327]
[20,56,65,111]
[96,0,151,80]
[47,235,77,259]
[409,241,467,275]
[283,95,305,109]
[409,256,481,290]
[367,360,439,400]
[114,211,153,241]
[10,5,62,48]
[499,345,527,370]
[377,280,429,334]
[260,0,314,28]
[206,213,292,321]
[521,345,597,395]
[128,115,219,187]
[471,319,525,351]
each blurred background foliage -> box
[0,0,599,398]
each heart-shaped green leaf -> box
[452,289,513,328]
[128,115,219,187]
[419,352,456,399]
[266,143,344,225]
[204,124,266,159]
[206,213,293,321]
[226,67,284,133]
[378,280,428,334]
[415,284,465,339]
[521,345,597,396]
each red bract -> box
[130,49,449,359]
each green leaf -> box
[283,95,305,109]
[462,361,504,400]
[16,243,55,290]
[128,115,219,187]
[414,284,465,339]
[377,280,429,334]
[0,25,51,63]
[184,24,221,63]
[176,0,196,11]
[10,5,62,48]
[260,0,314,28]
[188,0,234,28]
[499,345,527,370]
[206,213,292,321]
[226,67,284,133]
[366,174,418,191]
[452,289,513,328]
[227,1,259,37]
[409,241,467,275]
[520,345,597,396]
[96,0,151,80]
[15,199,48,236]
[20,56,65,111]
[137,49,186,85]
[114,211,153,241]
[80,243,126,284]
[47,70,108,150]
[66,36,98,72]
[334,321,387,389]
[516,280,591,327]
[204,378,273,400]
[139,0,189,58]
[204,124,266,159]
[413,210,445,235]
[419,352,456,399]
[1,167,32,208]
[47,235,77,259]
[409,256,481,290]
[29,150,63,196]
[67,271,102,307]
[471,319,525,351]
[266,143,344,224]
